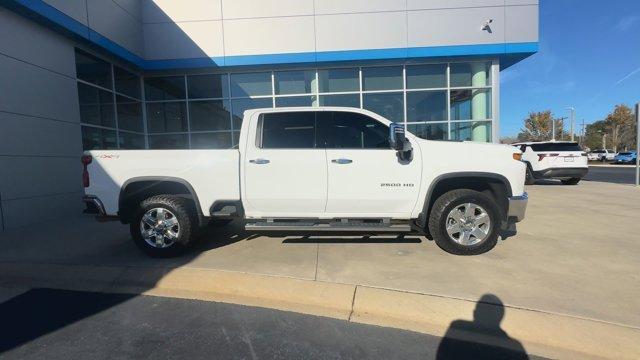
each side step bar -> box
[245,219,412,233]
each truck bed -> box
[85,150,240,216]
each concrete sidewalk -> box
[1,181,639,358]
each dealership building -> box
[0,0,538,230]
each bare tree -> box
[605,104,635,151]
[517,111,564,142]
[499,136,518,144]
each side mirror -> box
[389,123,413,162]
[389,123,406,151]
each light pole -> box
[635,102,639,186]
[596,130,607,149]
[580,118,585,147]
[565,107,575,142]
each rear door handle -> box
[249,158,270,164]
[331,158,353,164]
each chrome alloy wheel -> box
[140,208,180,248]
[445,203,491,246]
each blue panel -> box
[316,48,408,62]
[2,0,538,70]
[144,57,224,70]
[505,42,539,54]
[88,30,145,68]
[224,52,317,67]
[407,43,506,58]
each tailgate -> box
[539,151,588,168]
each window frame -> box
[75,49,497,151]
[318,110,392,150]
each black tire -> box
[428,189,501,255]
[130,195,196,257]
[561,177,580,185]
[525,165,535,185]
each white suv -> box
[588,149,616,162]
[513,141,588,185]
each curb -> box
[588,164,636,168]
[1,262,638,359]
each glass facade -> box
[76,49,495,150]
[76,49,145,150]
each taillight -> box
[81,155,92,188]
[538,153,559,161]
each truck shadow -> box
[0,219,259,353]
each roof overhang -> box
[2,0,538,71]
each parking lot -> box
[1,179,639,358]
[584,164,638,184]
[1,180,639,324]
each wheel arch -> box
[418,172,512,230]
[118,176,204,225]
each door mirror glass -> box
[389,123,406,151]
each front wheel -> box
[561,177,580,185]
[428,189,501,255]
[130,195,196,257]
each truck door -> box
[321,111,422,216]
[243,111,327,216]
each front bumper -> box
[533,167,588,179]
[507,192,528,222]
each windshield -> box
[530,143,582,152]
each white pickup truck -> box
[83,107,528,257]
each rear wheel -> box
[525,166,535,185]
[428,189,500,255]
[130,195,196,257]
[561,177,580,185]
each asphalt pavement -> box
[1,288,543,360]
[584,165,637,184]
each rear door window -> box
[258,112,317,149]
[530,143,582,152]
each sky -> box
[500,0,640,137]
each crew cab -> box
[83,107,528,257]
[513,141,588,185]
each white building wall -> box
[140,0,538,61]
[86,0,143,57]
[28,0,538,63]
[0,7,83,230]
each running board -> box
[245,219,412,233]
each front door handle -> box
[331,158,353,164]
[249,158,270,164]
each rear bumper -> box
[533,167,588,179]
[83,195,106,216]
[507,192,528,222]
[83,195,118,221]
